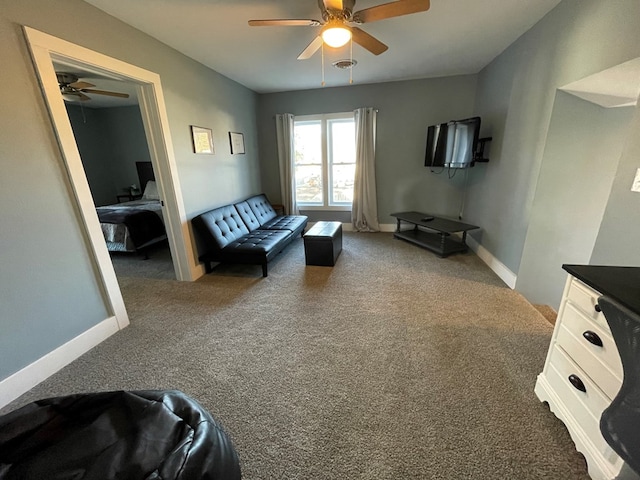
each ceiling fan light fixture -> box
[321,23,351,48]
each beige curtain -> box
[352,107,380,232]
[275,113,297,215]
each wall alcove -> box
[517,57,640,309]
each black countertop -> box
[563,265,640,314]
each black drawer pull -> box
[583,330,603,347]
[568,374,586,393]
[594,303,602,313]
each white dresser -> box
[534,273,635,480]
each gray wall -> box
[0,0,259,381]
[67,104,151,206]
[466,0,640,308]
[591,105,640,266]
[516,92,634,307]
[66,104,114,206]
[100,106,152,200]
[257,76,479,222]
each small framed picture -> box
[191,126,214,154]
[229,132,245,154]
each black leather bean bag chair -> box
[0,389,241,479]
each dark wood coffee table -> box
[390,211,479,257]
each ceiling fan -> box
[56,72,130,102]
[249,0,430,60]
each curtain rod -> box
[273,109,378,118]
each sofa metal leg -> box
[262,263,268,277]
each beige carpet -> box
[3,233,589,479]
[534,304,558,325]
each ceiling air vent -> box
[332,59,357,69]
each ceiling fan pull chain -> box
[349,37,353,84]
[321,42,326,87]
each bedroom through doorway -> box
[56,64,176,281]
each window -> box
[294,113,355,208]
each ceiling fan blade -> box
[297,36,324,60]
[69,81,95,89]
[81,89,130,98]
[249,19,321,27]
[323,0,344,12]
[78,93,91,102]
[353,0,430,23]
[349,26,388,55]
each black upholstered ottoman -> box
[304,221,342,266]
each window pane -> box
[330,120,355,165]
[332,164,355,203]
[294,122,322,165]
[329,118,355,204]
[295,165,323,203]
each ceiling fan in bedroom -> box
[56,72,130,102]
[249,0,430,60]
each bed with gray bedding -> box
[97,198,166,253]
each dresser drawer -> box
[556,306,622,399]
[545,346,623,469]
[547,345,610,420]
[566,279,611,334]
[545,347,622,472]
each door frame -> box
[24,27,198,329]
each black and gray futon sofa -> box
[192,194,307,277]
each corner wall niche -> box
[559,57,640,108]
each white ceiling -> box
[83,0,563,94]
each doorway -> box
[57,65,176,280]
[24,27,197,330]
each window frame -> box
[294,112,355,211]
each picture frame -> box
[229,131,245,154]
[191,126,214,154]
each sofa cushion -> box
[222,229,291,262]
[261,215,308,235]
[246,194,277,226]
[192,205,249,251]
[233,200,262,232]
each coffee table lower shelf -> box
[393,229,469,257]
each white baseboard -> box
[341,222,354,232]
[0,316,121,409]
[465,234,517,288]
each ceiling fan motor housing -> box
[56,72,79,86]
[319,0,356,21]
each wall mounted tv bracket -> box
[473,137,492,164]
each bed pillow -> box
[142,181,160,200]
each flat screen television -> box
[425,116,481,169]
